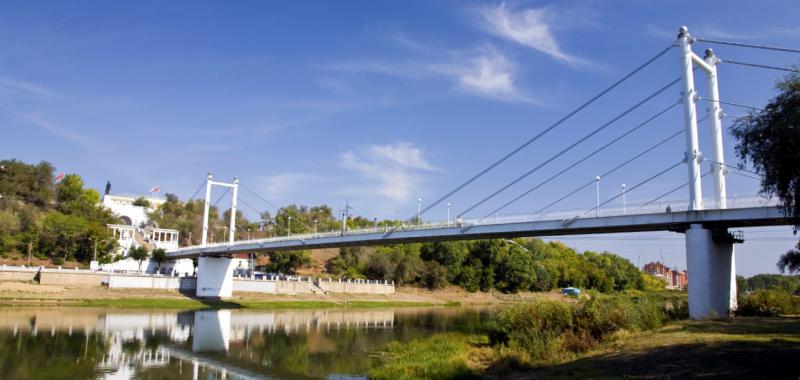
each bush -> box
[52,257,64,265]
[488,293,688,365]
[737,289,800,316]
[422,261,448,290]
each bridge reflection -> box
[0,307,400,379]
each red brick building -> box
[644,261,688,289]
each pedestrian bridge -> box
[166,196,786,259]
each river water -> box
[0,306,491,379]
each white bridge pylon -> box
[678,26,736,319]
[197,174,239,299]
[201,174,239,247]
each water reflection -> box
[0,306,488,380]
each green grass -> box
[70,298,441,310]
[369,333,481,380]
[343,300,436,308]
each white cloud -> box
[0,76,53,97]
[479,2,585,66]
[17,113,89,146]
[320,47,537,104]
[340,142,435,204]
[429,47,538,103]
[259,173,316,201]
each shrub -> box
[737,289,800,316]
[488,293,688,365]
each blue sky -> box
[1,1,798,275]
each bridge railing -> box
[168,195,778,253]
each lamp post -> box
[595,176,601,217]
[621,184,627,214]
[446,203,451,226]
[417,198,422,226]
[247,228,251,240]
[287,216,292,237]
[313,219,318,235]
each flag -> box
[149,186,160,193]
[55,172,65,183]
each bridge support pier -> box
[196,256,235,299]
[685,224,737,319]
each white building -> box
[99,191,248,276]
[100,193,194,275]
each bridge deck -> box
[167,203,788,259]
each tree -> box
[128,246,149,273]
[151,248,166,273]
[731,71,800,273]
[132,197,151,208]
[265,250,311,275]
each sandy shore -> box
[0,281,563,306]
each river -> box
[0,306,491,379]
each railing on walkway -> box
[169,195,779,254]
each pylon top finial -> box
[678,26,689,38]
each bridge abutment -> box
[685,224,737,319]
[196,256,236,298]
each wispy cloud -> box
[319,47,537,104]
[258,173,317,203]
[340,142,435,204]
[17,113,89,146]
[478,2,586,66]
[0,76,53,97]
[429,47,539,104]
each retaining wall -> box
[274,279,313,295]
[232,278,277,293]
[39,270,106,286]
[318,279,395,294]
[0,268,38,282]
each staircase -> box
[132,229,154,251]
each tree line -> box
[0,160,118,265]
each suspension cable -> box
[705,159,762,176]
[723,59,800,73]
[640,170,711,208]
[457,77,681,218]
[475,102,679,221]
[534,128,685,215]
[581,160,684,217]
[397,44,677,227]
[696,38,800,54]
[699,97,765,111]
[239,183,280,210]
[186,179,207,202]
[729,170,763,181]
[212,188,230,207]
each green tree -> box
[128,246,149,273]
[151,248,166,273]
[265,250,311,275]
[731,71,800,273]
[132,197,151,207]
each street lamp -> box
[595,176,601,217]
[313,219,318,235]
[621,184,627,214]
[446,203,451,226]
[247,228,251,240]
[287,216,292,236]
[417,198,422,226]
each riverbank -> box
[370,316,800,379]
[0,281,557,309]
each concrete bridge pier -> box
[685,224,737,319]
[196,256,236,298]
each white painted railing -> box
[169,195,779,254]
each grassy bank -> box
[76,298,440,309]
[368,291,800,379]
[370,315,800,379]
